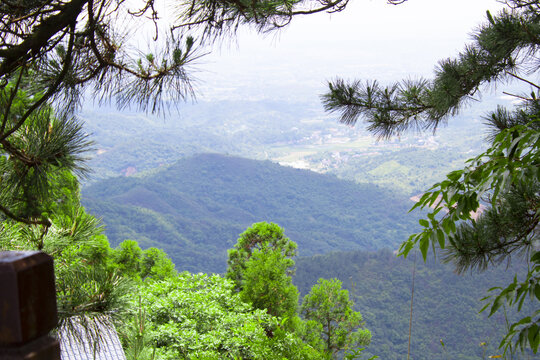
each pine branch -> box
[0,24,76,142]
[0,66,24,135]
[0,0,88,78]
[507,72,540,90]
[0,203,51,226]
[323,6,540,136]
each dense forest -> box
[294,250,534,360]
[82,153,419,272]
[0,0,538,359]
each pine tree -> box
[322,0,539,354]
[0,0,354,228]
[301,278,371,359]
[226,222,299,322]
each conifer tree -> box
[226,222,299,325]
[0,0,354,228]
[322,0,539,354]
[301,278,371,359]
[226,221,297,291]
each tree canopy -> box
[226,221,297,290]
[226,222,300,325]
[132,272,321,359]
[301,278,371,359]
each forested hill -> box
[82,153,419,272]
[294,249,533,360]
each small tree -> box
[301,278,371,359]
[113,240,144,278]
[140,247,176,280]
[226,221,297,290]
[226,222,300,327]
[240,245,299,321]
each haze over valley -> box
[3,0,534,359]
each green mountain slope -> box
[82,154,419,272]
[294,249,532,360]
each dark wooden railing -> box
[0,251,61,359]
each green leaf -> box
[428,191,441,207]
[419,219,429,227]
[442,218,453,235]
[479,302,491,313]
[436,229,445,249]
[419,234,429,261]
[489,295,504,317]
[447,170,463,182]
[531,251,540,264]
[409,201,422,212]
[528,324,539,354]
[511,317,532,328]
[398,236,416,257]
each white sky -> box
[189,0,506,102]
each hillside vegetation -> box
[294,249,533,360]
[80,99,490,195]
[82,153,419,272]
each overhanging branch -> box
[0,0,88,78]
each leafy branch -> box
[401,120,539,354]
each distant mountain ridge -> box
[82,153,419,272]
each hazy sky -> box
[192,0,505,102]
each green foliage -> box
[141,247,177,280]
[55,258,131,325]
[109,240,177,281]
[113,240,144,278]
[401,121,539,262]
[322,1,540,356]
[240,246,299,322]
[295,249,535,360]
[122,297,157,360]
[482,252,540,355]
[36,211,133,327]
[226,221,297,289]
[0,169,175,341]
[401,122,539,354]
[0,81,92,229]
[344,347,378,360]
[131,272,320,359]
[83,154,418,273]
[226,222,300,328]
[300,278,371,359]
[0,167,136,339]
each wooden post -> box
[0,251,61,360]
